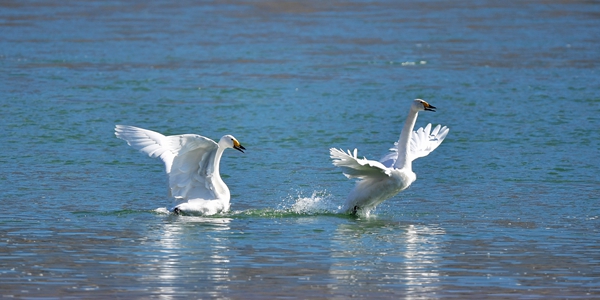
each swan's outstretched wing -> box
[115,125,219,201]
[380,124,450,167]
[409,123,449,161]
[165,134,219,201]
[115,125,176,172]
[330,148,391,180]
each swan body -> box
[330,99,449,216]
[114,125,245,215]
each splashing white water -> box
[279,190,341,215]
[154,207,170,214]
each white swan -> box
[114,125,245,215]
[330,99,449,216]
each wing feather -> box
[164,135,218,201]
[115,125,177,172]
[330,148,391,180]
[379,123,449,167]
[409,124,449,161]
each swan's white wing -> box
[166,134,219,201]
[408,123,449,161]
[379,148,398,168]
[115,125,219,201]
[115,125,177,173]
[330,148,391,179]
[379,123,449,167]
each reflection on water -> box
[402,225,445,299]
[145,216,232,299]
[329,220,445,298]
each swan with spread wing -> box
[115,125,245,215]
[330,99,449,216]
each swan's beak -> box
[233,140,246,153]
[424,103,436,112]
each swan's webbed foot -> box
[351,206,360,215]
[173,207,181,215]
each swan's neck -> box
[213,146,225,179]
[211,146,230,199]
[395,109,419,170]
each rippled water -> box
[1,0,599,298]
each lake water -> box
[1,0,599,298]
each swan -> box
[114,125,245,215]
[330,99,449,216]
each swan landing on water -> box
[330,99,449,217]
[115,125,245,216]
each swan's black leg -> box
[351,206,359,215]
[173,207,181,215]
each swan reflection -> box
[330,220,445,298]
[147,216,232,299]
[402,224,445,298]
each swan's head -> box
[219,135,246,153]
[413,99,436,112]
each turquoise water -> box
[2,0,599,298]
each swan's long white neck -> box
[211,144,230,200]
[394,108,419,170]
[213,146,225,179]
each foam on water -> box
[154,207,170,214]
[279,190,342,215]
[227,190,345,218]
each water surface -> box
[1,0,599,298]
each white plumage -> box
[330,99,449,216]
[115,125,245,215]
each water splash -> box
[278,190,341,215]
[154,207,170,214]
[152,191,345,218]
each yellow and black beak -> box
[233,140,246,153]
[424,102,437,112]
